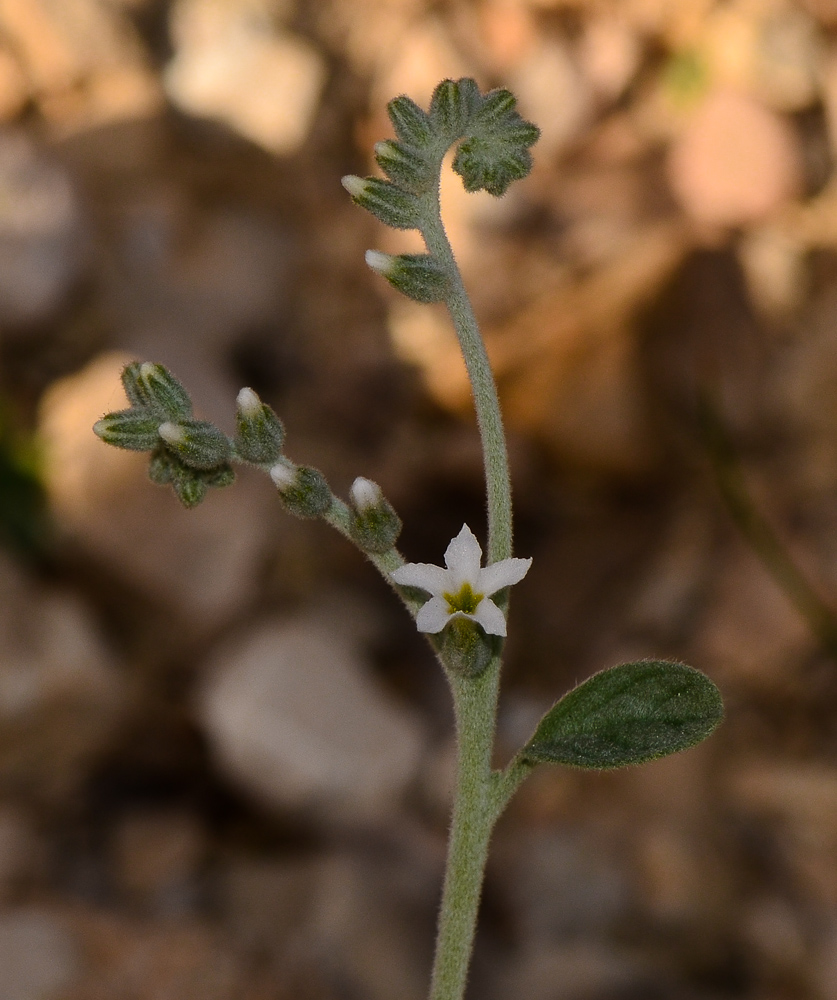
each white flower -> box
[391,524,531,637]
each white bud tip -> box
[269,462,297,489]
[158,421,185,445]
[365,250,394,275]
[236,387,261,416]
[373,140,392,157]
[350,476,381,511]
[92,419,106,437]
[341,175,368,198]
[139,362,156,378]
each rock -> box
[0,807,42,901]
[165,0,326,155]
[0,553,125,801]
[113,810,205,915]
[0,132,84,327]
[38,351,273,630]
[0,46,27,121]
[667,89,802,228]
[0,0,161,133]
[578,15,642,101]
[496,943,655,1000]
[694,548,813,688]
[67,909,246,1000]
[507,38,593,158]
[0,907,80,1000]
[197,608,425,822]
[492,829,631,943]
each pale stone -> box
[0,47,27,121]
[507,38,593,157]
[198,611,425,821]
[695,548,813,686]
[578,16,642,100]
[0,0,162,131]
[667,89,802,227]
[0,908,80,999]
[0,132,83,326]
[165,0,326,154]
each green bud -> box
[373,140,434,194]
[429,78,481,141]
[158,420,231,470]
[137,362,193,419]
[453,138,533,197]
[121,362,154,409]
[234,387,285,464]
[200,463,235,489]
[270,462,332,518]
[341,175,421,231]
[172,471,208,509]
[387,95,434,149]
[471,88,517,129]
[441,618,495,678]
[365,250,449,303]
[93,409,160,451]
[347,477,402,553]
[148,446,177,484]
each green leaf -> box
[522,660,723,770]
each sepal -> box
[341,175,421,231]
[347,477,402,553]
[234,387,285,464]
[365,251,449,303]
[158,420,232,470]
[373,140,434,193]
[270,463,332,518]
[93,409,160,451]
[136,362,193,419]
[441,618,495,678]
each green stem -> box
[420,192,512,565]
[429,663,505,1000]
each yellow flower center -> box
[443,582,483,615]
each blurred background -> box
[2,0,837,997]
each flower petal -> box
[444,524,483,587]
[416,596,451,633]
[391,562,448,594]
[470,597,507,637]
[478,556,532,595]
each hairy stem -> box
[420,190,512,565]
[429,663,505,1000]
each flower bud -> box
[158,419,231,470]
[386,95,434,149]
[441,617,495,678]
[373,140,433,194]
[364,251,449,303]
[348,477,402,553]
[270,463,332,519]
[172,471,208,509]
[429,78,481,140]
[137,362,193,419]
[121,362,154,409]
[234,387,285,464]
[341,176,420,231]
[93,409,161,451]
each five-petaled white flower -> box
[391,524,532,636]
